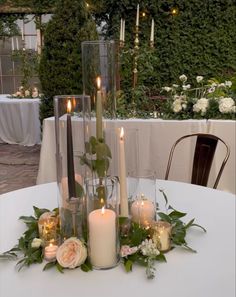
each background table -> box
[36,117,235,194]
[0,94,41,146]
[0,181,235,297]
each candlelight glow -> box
[142,12,146,17]
[96,76,101,89]
[120,127,124,140]
[67,100,72,113]
[101,206,105,215]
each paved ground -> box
[0,144,41,195]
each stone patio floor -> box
[0,143,41,195]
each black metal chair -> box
[165,133,230,189]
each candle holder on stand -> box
[54,95,91,241]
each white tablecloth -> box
[0,181,235,297]
[0,94,41,146]
[36,117,235,194]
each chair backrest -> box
[165,133,230,189]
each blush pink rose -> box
[56,237,87,269]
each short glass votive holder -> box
[86,177,120,269]
[43,239,59,262]
[151,221,172,252]
[129,171,157,229]
[38,211,59,242]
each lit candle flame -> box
[120,127,124,140]
[67,100,72,113]
[96,76,101,90]
[101,206,105,215]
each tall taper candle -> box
[67,100,76,199]
[122,19,125,42]
[120,18,123,41]
[11,38,14,51]
[119,127,129,217]
[136,4,140,27]
[22,20,25,41]
[150,19,154,43]
[96,76,103,140]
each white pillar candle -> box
[119,127,129,217]
[131,195,155,227]
[150,19,154,42]
[44,243,58,261]
[136,4,140,27]
[88,207,117,268]
[96,76,103,140]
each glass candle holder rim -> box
[81,40,116,46]
[53,94,90,99]
[152,220,172,229]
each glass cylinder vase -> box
[81,40,118,123]
[86,177,120,269]
[54,95,90,241]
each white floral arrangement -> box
[10,86,41,99]
[162,75,236,120]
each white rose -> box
[56,237,87,269]
[179,74,187,82]
[219,83,225,87]
[31,238,43,248]
[219,97,235,113]
[196,76,203,83]
[16,91,21,97]
[211,82,217,88]
[182,84,191,91]
[25,90,30,96]
[172,99,183,113]
[162,86,172,92]
[193,98,209,115]
[172,84,179,88]
[225,81,232,87]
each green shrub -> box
[39,0,98,121]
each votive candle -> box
[152,221,172,252]
[44,243,58,261]
[131,194,155,227]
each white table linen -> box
[36,117,235,194]
[0,181,235,297]
[0,94,41,146]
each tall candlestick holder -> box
[54,95,91,241]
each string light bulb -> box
[171,7,179,16]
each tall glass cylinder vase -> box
[54,95,91,241]
[82,40,118,124]
[86,177,120,269]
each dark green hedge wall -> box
[39,0,97,120]
[94,0,236,86]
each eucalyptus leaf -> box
[124,259,133,272]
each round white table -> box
[0,181,235,297]
[0,94,41,146]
